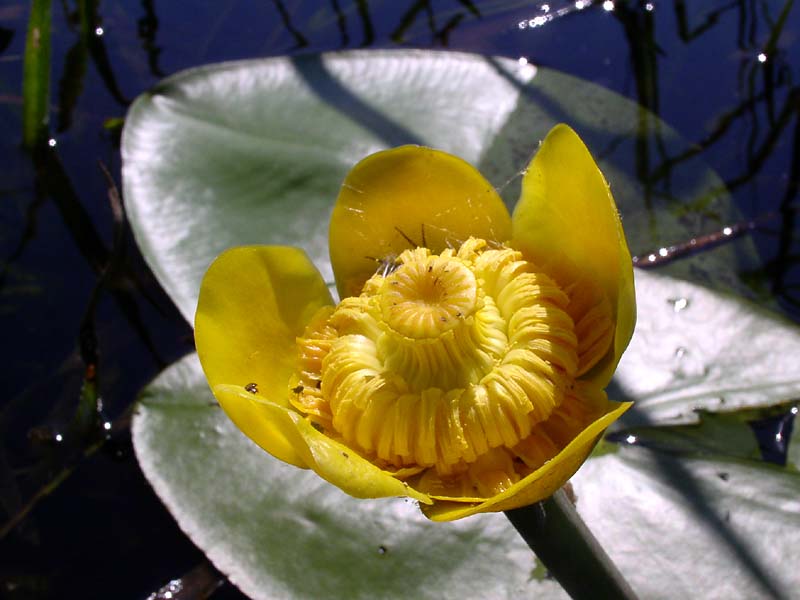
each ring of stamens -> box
[291,238,579,476]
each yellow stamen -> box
[291,237,586,482]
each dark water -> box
[1,1,798,598]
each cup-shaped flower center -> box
[290,238,579,476]
[379,250,477,340]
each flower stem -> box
[505,488,637,599]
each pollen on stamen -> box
[379,250,478,340]
[290,237,581,494]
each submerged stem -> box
[505,488,637,600]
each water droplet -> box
[747,407,795,464]
[791,407,798,415]
[95,26,104,36]
[575,0,586,9]
[757,53,767,63]
[625,434,637,444]
[603,1,614,10]
[541,3,550,12]
[722,226,733,236]
[672,347,708,378]
[645,2,654,10]
[55,433,63,442]
[518,56,528,66]
[48,138,57,147]
[647,253,657,263]
[103,421,112,431]
[658,247,669,257]
[669,297,689,313]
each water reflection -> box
[632,214,765,268]
[137,0,165,77]
[272,0,309,48]
[748,405,797,466]
[517,0,598,29]
[608,1,799,314]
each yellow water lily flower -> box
[195,124,636,521]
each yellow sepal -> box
[214,384,433,504]
[421,400,632,521]
[195,245,332,464]
[512,124,636,387]
[329,145,512,298]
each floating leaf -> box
[572,446,799,600]
[615,270,800,425]
[609,400,798,464]
[121,51,757,324]
[133,351,800,600]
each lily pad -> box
[123,51,800,599]
[121,51,756,324]
[572,445,799,600]
[614,270,800,425]
[133,352,800,600]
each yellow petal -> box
[214,384,432,504]
[512,124,636,387]
[421,399,632,521]
[329,146,512,298]
[195,246,332,466]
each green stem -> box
[505,489,637,600]
[22,0,52,149]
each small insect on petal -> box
[377,255,400,277]
[245,382,258,394]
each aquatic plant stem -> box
[505,488,637,599]
[22,0,52,149]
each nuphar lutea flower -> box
[196,124,636,521]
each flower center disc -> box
[379,252,477,339]
[291,238,579,475]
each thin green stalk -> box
[22,0,52,148]
[505,489,637,600]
